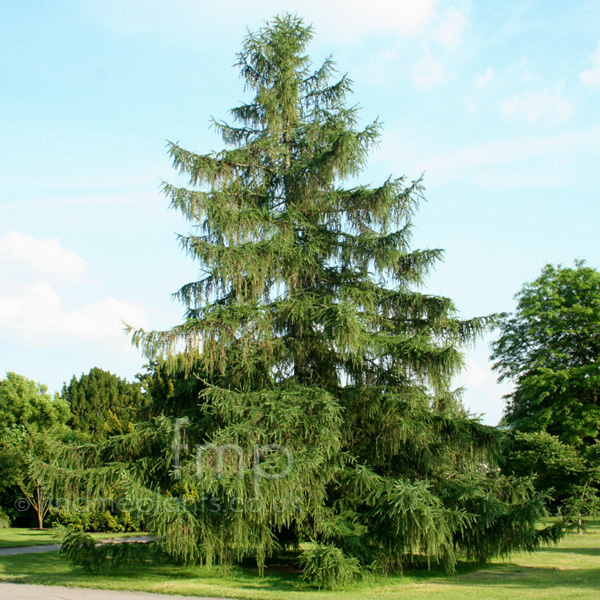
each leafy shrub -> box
[501,431,597,514]
[299,543,361,589]
[51,507,92,530]
[98,510,124,533]
[51,507,142,532]
[119,511,141,532]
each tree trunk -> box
[35,486,44,530]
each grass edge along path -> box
[0,521,598,600]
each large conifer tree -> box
[46,15,561,586]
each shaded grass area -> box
[0,528,144,549]
[0,522,598,599]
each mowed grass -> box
[0,528,144,549]
[0,522,598,599]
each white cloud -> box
[0,231,89,285]
[580,41,600,89]
[436,8,468,48]
[503,87,573,123]
[0,233,147,348]
[475,66,494,88]
[0,283,146,345]
[413,53,445,90]
[63,297,146,340]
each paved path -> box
[0,583,232,600]
[0,544,60,556]
[0,537,152,557]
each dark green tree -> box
[61,368,147,440]
[139,359,206,420]
[491,261,600,447]
[44,15,561,586]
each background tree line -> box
[0,368,149,530]
[493,261,600,522]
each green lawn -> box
[0,528,144,549]
[0,522,598,599]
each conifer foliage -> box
[46,15,561,587]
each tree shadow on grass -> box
[225,557,600,595]
[542,546,600,556]
[438,563,600,591]
[227,559,484,594]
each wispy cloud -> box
[377,127,600,188]
[424,129,600,184]
[502,86,573,122]
[84,0,440,42]
[413,53,446,90]
[409,4,470,90]
[314,0,438,39]
[436,7,469,49]
[353,2,470,91]
[580,41,600,89]
[475,66,494,88]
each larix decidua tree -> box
[41,15,563,586]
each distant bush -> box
[501,431,599,515]
[51,507,143,533]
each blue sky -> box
[1,0,599,423]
